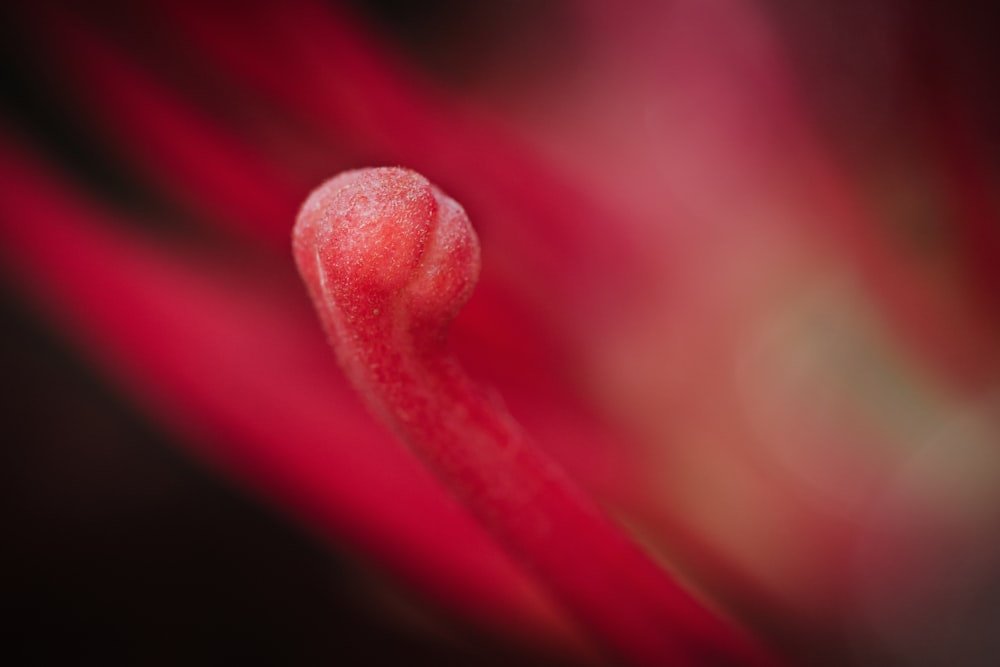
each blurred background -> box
[2,1,999,665]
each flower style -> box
[2,1,999,665]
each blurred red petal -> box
[0,132,589,654]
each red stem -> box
[294,167,782,667]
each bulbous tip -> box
[293,167,480,324]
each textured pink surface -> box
[293,168,782,667]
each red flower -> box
[2,1,998,665]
